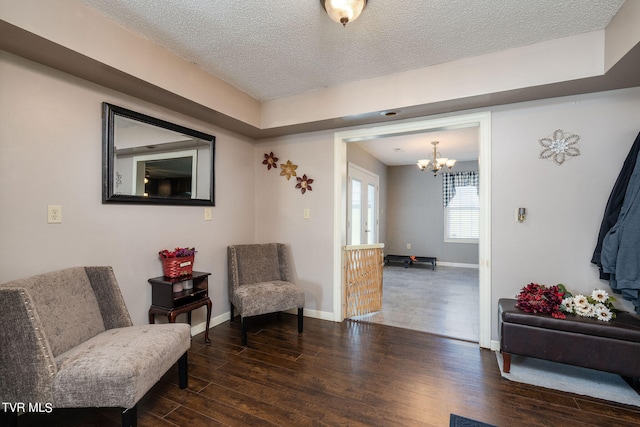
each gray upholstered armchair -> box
[227,243,305,345]
[0,266,191,427]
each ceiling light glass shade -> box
[417,159,430,170]
[321,0,367,27]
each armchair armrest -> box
[85,267,132,329]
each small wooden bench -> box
[499,298,640,378]
[384,255,436,270]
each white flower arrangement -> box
[560,289,616,322]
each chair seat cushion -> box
[52,323,191,409]
[233,280,305,318]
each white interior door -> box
[347,163,379,245]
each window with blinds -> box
[444,185,479,243]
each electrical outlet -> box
[47,205,62,224]
[204,207,212,221]
[406,243,411,250]
[304,208,310,219]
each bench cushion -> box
[53,323,190,409]
[500,298,640,343]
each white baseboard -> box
[191,312,498,350]
[190,312,229,336]
[284,307,336,321]
[190,308,338,336]
[437,261,480,269]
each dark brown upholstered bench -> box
[499,298,640,378]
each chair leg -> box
[241,316,248,345]
[121,405,137,427]
[502,352,511,373]
[298,307,304,333]
[230,302,235,322]
[178,352,188,389]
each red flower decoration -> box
[262,152,279,170]
[295,174,314,194]
[159,247,197,258]
[516,283,566,319]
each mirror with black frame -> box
[102,103,215,205]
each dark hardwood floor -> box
[16,314,640,426]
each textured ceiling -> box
[78,0,625,102]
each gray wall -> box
[386,160,480,264]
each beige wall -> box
[3,45,640,341]
[490,87,640,332]
[253,131,336,316]
[0,51,256,327]
[253,87,640,339]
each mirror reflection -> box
[103,103,215,205]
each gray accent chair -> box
[227,243,305,345]
[0,266,191,427]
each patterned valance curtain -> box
[442,171,479,207]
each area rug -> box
[450,413,496,427]
[495,352,640,407]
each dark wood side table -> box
[148,271,212,344]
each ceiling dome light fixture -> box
[417,141,457,177]
[321,0,368,27]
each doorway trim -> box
[332,111,492,349]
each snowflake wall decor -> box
[538,129,580,165]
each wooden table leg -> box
[205,298,212,344]
[168,311,178,323]
[148,311,155,324]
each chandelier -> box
[417,141,457,177]
[320,0,368,27]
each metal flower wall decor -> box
[262,152,279,170]
[262,152,314,195]
[296,175,314,194]
[538,129,581,165]
[280,160,298,180]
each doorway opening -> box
[332,112,492,348]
